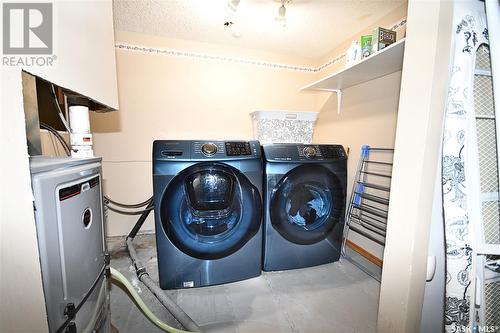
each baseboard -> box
[346,240,383,267]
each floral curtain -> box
[443,1,489,332]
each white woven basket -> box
[250,110,319,144]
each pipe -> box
[127,199,154,239]
[123,196,201,331]
[106,204,153,216]
[104,195,152,208]
[109,267,196,333]
[126,238,202,332]
[39,122,71,156]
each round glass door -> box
[270,164,344,245]
[160,163,262,259]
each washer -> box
[262,144,347,271]
[153,140,263,289]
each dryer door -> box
[270,164,344,245]
[160,162,262,260]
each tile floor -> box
[108,234,381,333]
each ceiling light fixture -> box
[228,0,240,12]
[275,0,287,27]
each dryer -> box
[153,140,263,289]
[262,144,347,271]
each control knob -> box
[303,146,317,158]
[201,143,218,156]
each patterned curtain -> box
[443,1,489,332]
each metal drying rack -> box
[341,145,394,280]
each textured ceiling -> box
[113,0,405,60]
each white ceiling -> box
[113,0,405,60]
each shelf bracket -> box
[315,89,343,114]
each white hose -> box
[109,267,198,333]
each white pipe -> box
[485,0,500,193]
[69,105,90,134]
[68,102,94,158]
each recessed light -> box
[232,31,242,38]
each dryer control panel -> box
[263,144,346,162]
[154,140,261,161]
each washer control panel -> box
[192,141,225,158]
[225,141,252,156]
[154,140,261,161]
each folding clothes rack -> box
[342,145,394,261]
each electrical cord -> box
[106,203,154,215]
[54,266,106,333]
[103,193,153,216]
[50,83,71,133]
[81,280,106,333]
[104,195,152,208]
[40,122,71,151]
[126,200,154,239]
[39,122,71,156]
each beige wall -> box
[93,31,318,236]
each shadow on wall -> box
[90,111,121,133]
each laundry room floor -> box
[108,234,381,333]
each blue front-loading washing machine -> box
[262,144,347,271]
[153,140,263,289]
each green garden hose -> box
[109,267,197,333]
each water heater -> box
[30,156,110,333]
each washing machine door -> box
[160,162,262,260]
[270,164,344,245]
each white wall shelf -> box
[301,38,406,92]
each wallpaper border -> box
[115,18,407,74]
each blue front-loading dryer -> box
[262,144,347,271]
[153,140,263,289]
